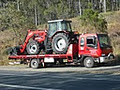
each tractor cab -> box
[45,19,74,54]
[47,19,72,37]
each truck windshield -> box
[98,34,111,48]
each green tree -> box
[0,2,35,44]
[0,2,34,31]
[80,9,107,33]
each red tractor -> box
[10,19,77,55]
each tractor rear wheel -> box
[52,33,70,54]
[26,40,40,55]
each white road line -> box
[76,77,120,82]
[0,73,49,77]
[0,73,33,77]
[0,83,61,90]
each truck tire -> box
[30,59,40,69]
[26,40,40,55]
[52,33,70,54]
[84,57,94,68]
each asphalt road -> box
[0,69,120,90]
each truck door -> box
[85,36,98,56]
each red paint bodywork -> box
[20,30,46,53]
[78,34,113,58]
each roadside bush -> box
[80,9,107,33]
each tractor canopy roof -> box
[48,19,72,23]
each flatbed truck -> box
[9,33,115,69]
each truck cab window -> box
[87,36,97,48]
[80,37,84,46]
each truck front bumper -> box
[95,53,115,63]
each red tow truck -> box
[8,20,115,68]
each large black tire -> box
[52,33,70,54]
[26,40,40,55]
[30,59,40,69]
[84,57,94,68]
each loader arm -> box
[20,30,46,53]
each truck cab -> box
[78,33,114,67]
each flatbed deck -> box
[9,54,73,60]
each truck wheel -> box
[30,59,40,69]
[26,40,40,55]
[52,33,70,54]
[84,57,94,68]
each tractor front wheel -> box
[26,40,40,55]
